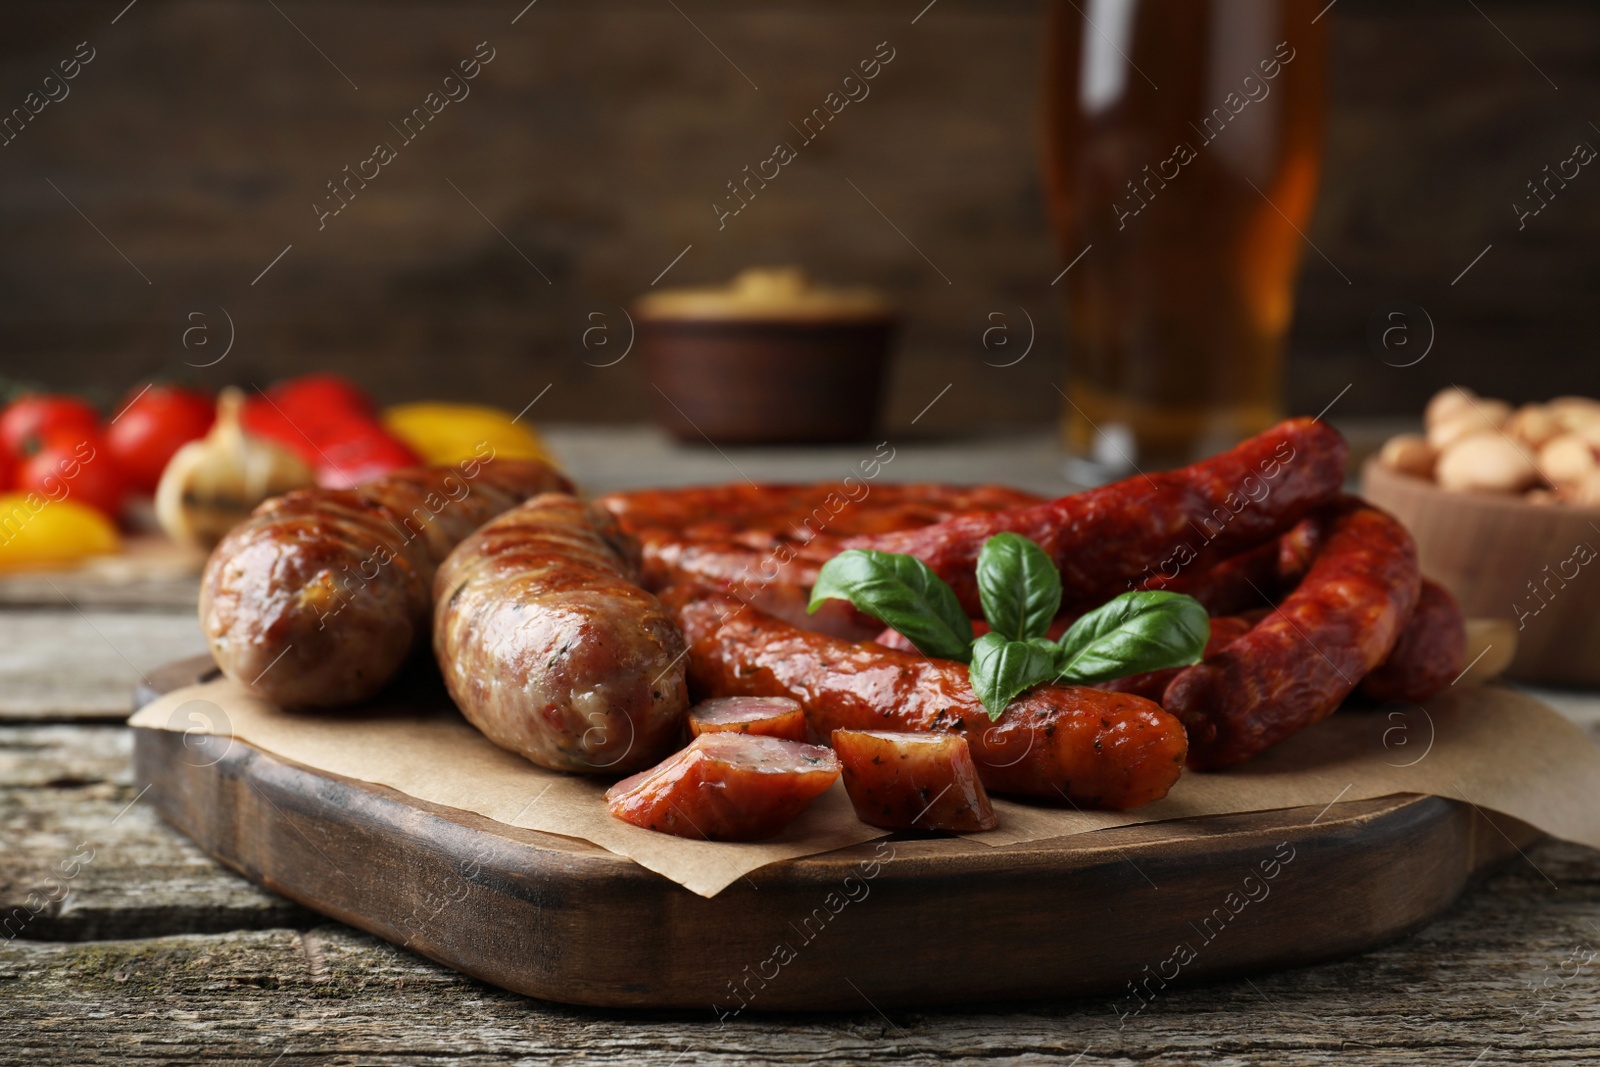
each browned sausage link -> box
[1358,580,1466,704]
[1162,497,1422,769]
[434,493,689,775]
[844,418,1348,614]
[1140,518,1322,616]
[200,457,572,708]
[662,587,1187,809]
[595,482,1044,637]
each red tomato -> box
[0,449,13,492]
[243,376,416,488]
[238,396,317,463]
[315,431,419,488]
[18,431,128,518]
[0,395,100,458]
[271,374,375,419]
[105,385,215,493]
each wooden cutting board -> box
[132,656,1535,1012]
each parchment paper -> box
[984,686,1600,850]
[131,680,1600,897]
[130,677,887,898]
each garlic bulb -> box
[155,387,315,547]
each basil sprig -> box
[976,532,1062,642]
[807,549,974,662]
[809,534,1209,719]
[1053,591,1212,685]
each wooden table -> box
[6,426,1600,1065]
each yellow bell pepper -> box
[382,403,557,468]
[0,493,120,571]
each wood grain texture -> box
[2,838,1599,1064]
[0,2,1595,429]
[0,611,207,721]
[0,534,203,611]
[0,724,315,940]
[126,655,1539,1010]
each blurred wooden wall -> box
[0,0,1595,431]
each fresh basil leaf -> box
[976,533,1063,643]
[1053,591,1211,685]
[809,549,974,662]
[968,632,1064,720]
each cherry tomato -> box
[105,384,215,494]
[0,395,100,458]
[18,431,128,519]
[272,374,375,419]
[315,431,419,488]
[0,449,13,492]
[242,375,418,489]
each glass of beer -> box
[1041,0,1328,472]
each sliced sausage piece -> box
[605,733,841,841]
[832,729,997,832]
[200,456,572,708]
[1359,580,1466,703]
[662,587,1187,809]
[687,696,811,742]
[1163,497,1422,769]
[844,418,1347,614]
[433,493,689,774]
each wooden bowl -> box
[1362,456,1600,687]
[636,268,896,445]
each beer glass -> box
[1042,0,1328,471]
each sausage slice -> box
[687,696,810,742]
[605,733,841,841]
[663,587,1187,809]
[833,729,997,832]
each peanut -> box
[1435,433,1540,493]
[1549,396,1600,431]
[1459,618,1516,685]
[1424,387,1477,429]
[1538,433,1597,485]
[1378,434,1438,479]
[1567,470,1600,507]
[1505,404,1562,448]
[1427,399,1511,450]
[1573,420,1600,450]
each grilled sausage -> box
[200,455,571,708]
[433,492,689,774]
[873,614,1074,653]
[1162,497,1422,769]
[843,418,1348,614]
[1140,519,1322,615]
[605,733,841,840]
[687,696,811,742]
[1358,579,1466,704]
[596,482,1043,637]
[832,729,997,832]
[663,587,1187,809]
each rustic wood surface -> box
[4,432,1600,1060]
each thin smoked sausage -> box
[1162,497,1421,769]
